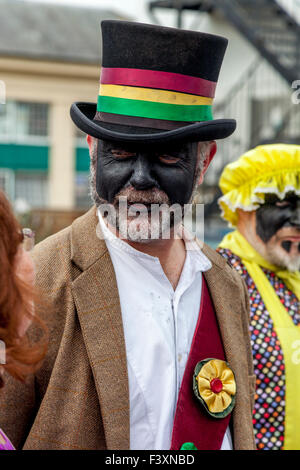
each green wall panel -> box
[0,144,92,173]
[76,147,90,172]
[0,143,49,171]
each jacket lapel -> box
[70,207,130,450]
[201,243,243,347]
[202,243,253,449]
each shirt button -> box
[178,353,182,362]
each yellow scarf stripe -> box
[99,84,213,106]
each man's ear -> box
[86,135,94,159]
[197,141,217,185]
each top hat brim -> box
[70,102,236,145]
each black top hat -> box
[70,20,236,144]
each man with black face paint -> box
[91,138,212,245]
[218,144,300,450]
[0,21,256,450]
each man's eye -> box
[275,201,292,208]
[111,150,136,159]
[158,155,180,164]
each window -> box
[0,102,8,137]
[15,172,48,209]
[16,102,48,137]
[0,101,49,143]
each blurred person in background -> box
[217,144,300,450]
[0,190,47,450]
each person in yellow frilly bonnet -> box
[217,143,300,450]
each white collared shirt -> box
[98,210,232,450]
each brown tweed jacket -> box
[0,207,256,450]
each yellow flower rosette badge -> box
[193,358,236,418]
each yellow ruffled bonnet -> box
[218,143,300,227]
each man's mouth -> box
[128,202,153,213]
[114,186,170,208]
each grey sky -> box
[24,0,180,27]
[26,0,155,23]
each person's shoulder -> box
[32,224,72,272]
[202,242,248,300]
[32,207,98,288]
[202,242,241,279]
[217,246,248,279]
[32,208,96,268]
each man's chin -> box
[97,197,187,243]
[117,214,177,243]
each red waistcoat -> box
[170,276,232,450]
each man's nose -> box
[290,200,300,227]
[129,154,157,190]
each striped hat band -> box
[97,67,216,128]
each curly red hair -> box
[0,190,47,388]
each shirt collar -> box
[97,208,212,272]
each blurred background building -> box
[0,0,299,244]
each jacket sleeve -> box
[0,372,36,449]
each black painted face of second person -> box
[95,138,201,242]
[255,192,300,271]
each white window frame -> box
[0,101,49,145]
